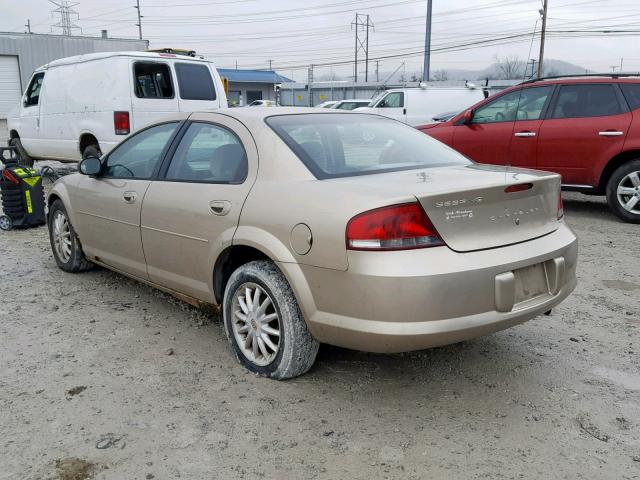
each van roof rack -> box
[147,48,197,57]
[521,73,640,85]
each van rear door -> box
[130,60,179,131]
[173,62,223,111]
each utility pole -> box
[422,0,433,82]
[134,0,143,40]
[25,19,31,33]
[268,59,273,71]
[376,60,379,82]
[352,13,373,83]
[49,1,80,36]
[537,0,548,78]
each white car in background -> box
[354,85,487,126]
[248,100,276,107]
[315,100,339,108]
[7,51,228,164]
[330,99,372,111]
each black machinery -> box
[0,146,46,231]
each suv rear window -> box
[175,63,216,101]
[266,114,468,179]
[551,84,623,118]
[134,62,174,99]
[621,83,640,110]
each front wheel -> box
[9,137,33,167]
[606,160,640,224]
[47,199,93,272]
[223,260,319,379]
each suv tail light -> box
[114,111,130,135]
[557,190,564,220]
[346,203,444,251]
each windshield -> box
[266,114,469,179]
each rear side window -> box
[551,84,623,119]
[134,62,174,99]
[621,84,640,110]
[175,63,216,101]
[24,72,45,107]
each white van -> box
[7,51,228,163]
[354,85,487,126]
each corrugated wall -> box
[0,32,148,91]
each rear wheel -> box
[223,260,319,379]
[8,137,33,167]
[82,144,101,160]
[47,199,93,272]
[606,160,640,224]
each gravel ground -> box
[0,185,639,480]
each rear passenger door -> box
[131,61,179,132]
[140,113,257,302]
[537,83,632,186]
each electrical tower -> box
[352,13,374,82]
[49,0,81,36]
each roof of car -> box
[193,107,349,120]
[42,51,214,69]
[521,73,640,86]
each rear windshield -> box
[175,63,216,101]
[266,114,469,179]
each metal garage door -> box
[0,56,22,119]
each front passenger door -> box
[71,122,180,278]
[140,114,257,301]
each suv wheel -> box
[223,260,319,379]
[606,160,640,224]
[48,199,94,272]
[8,137,34,167]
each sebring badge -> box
[435,196,483,208]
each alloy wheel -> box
[230,282,281,366]
[616,170,640,214]
[52,210,72,262]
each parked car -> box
[7,51,228,164]
[47,108,577,379]
[315,100,338,108]
[330,99,372,111]
[354,85,486,126]
[247,100,276,107]
[419,74,640,223]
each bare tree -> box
[433,70,449,81]
[494,54,523,79]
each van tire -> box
[8,137,34,167]
[606,160,640,224]
[82,144,102,160]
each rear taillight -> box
[346,203,444,251]
[114,111,130,135]
[557,190,564,220]
[1,169,19,185]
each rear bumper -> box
[281,223,578,353]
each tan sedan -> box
[47,108,577,379]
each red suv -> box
[419,75,640,223]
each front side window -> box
[134,62,174,99]
[24,72,45,107]
[376,92,404,108]
[551,84,623,119]
[165,122,247,183]
[105,122,179,178]
[267,114,468,179]
[473,86,552,124]
[175,63,216,101]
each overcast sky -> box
[2,0,640,81]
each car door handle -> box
[123,191,137,203]
[514,131,536,137]
[209,200,231,216]
[599,130,624,137]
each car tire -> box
[8,137,34,167]
[606,160,640,224]
[223,260,319,380]
[82,144,101,160]
[0,215,12,231]
[47,199,93,272]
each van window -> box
[24,72,45,107]
[377,92,404,108]
[175,63,216,101]
[134,62,174,99]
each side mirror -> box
[79,157,102,176]
[462,109,474,124]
